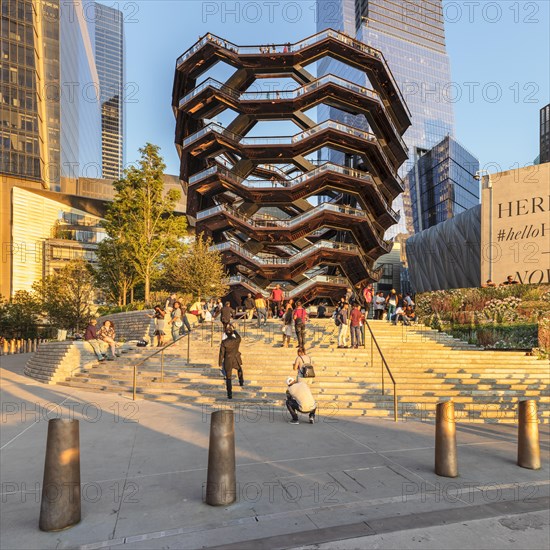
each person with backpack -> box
[292,347,313,380]
[293,300,308,349]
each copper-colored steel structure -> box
[173,30,410,301]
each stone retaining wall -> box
[96,310,155,342]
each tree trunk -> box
[144,273,150,305]
[130,286,134,303]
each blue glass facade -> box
[94,2,125,180]
[60,0,102,180]
[406,136,479,232]
[316,0,455,237]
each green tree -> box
[165,233,228,301]
[104,143,187,304]
[95,237,139,306]
[0,291,42,338]
[33,260,96,332]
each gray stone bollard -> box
[435,401,458,478]
[518,400,541,470]
[205,410,236,506]
[39,419,81,531]
[9,339,16,354]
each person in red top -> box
[362,284,373,319]
[350,304,364,349]
[270,284,284,318]
[293,301,308,348]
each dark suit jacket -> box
[219,332,242,371]
[220,306,235,323]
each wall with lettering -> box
[481,163,550,285]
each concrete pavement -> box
[1,353,549,549]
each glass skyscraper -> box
[94,2,125,180]
[406,136,479,232]
[316,0,455,236]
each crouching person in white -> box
[285,376,317,424]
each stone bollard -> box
[517,400,541,470]
[205,410,236,506]
[39,419,81,531]
[1,338,7,355]
[9,339,16,355]
[435,401,458,478]
[26,338,31,353]
[19,338,24,353]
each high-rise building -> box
[540,103,550,165]
[405,136,479,233]
[1,0,125,297]
[316,0,455,236]
[94,2,125,180]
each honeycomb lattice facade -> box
[172,30,410,303]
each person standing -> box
[98,320,117,360]
[220,301,235,331]
[147,306,166,347]
[350,303,363,349]
[285,376,317,424]
[337,303,350,348]
[282,302,294,347]
[254,293,267,327]
[270,284,284,318]
[293,300,308,349]
[363,284,374,319]
[386,289,398,322]
[316,302,327,319]
[219,325,243,399]
[374,292,386,320]
[169,301,183,342]
[244,293,255,320]
[84,319,105,361]
[180,304,192,334]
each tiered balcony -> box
[173,32,410,301]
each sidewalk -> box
[1,353,549,550]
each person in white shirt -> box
[285,376,317,424]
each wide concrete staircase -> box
[55,319,550,423]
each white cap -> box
[286,376,294,386]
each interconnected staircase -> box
[55,319,550,423]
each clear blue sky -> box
[108,0,550,175]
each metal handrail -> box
[363,320,398,422]
[131,331,191,400]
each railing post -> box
[211,321,214,348]
[363,323,367,349]
[132,366,137,401]
[393,386,398,422]
[187,331,191,365]
[381,350,385,395]
[160,350,164,383]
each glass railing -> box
[189,162,397,217]
[197,201,370,227]
[175,29,408,117]
[227,273,349,298]
[211,240,361,266]
[183,120,399,181]
[177,30,383,67]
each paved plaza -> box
[1,353,549,549]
